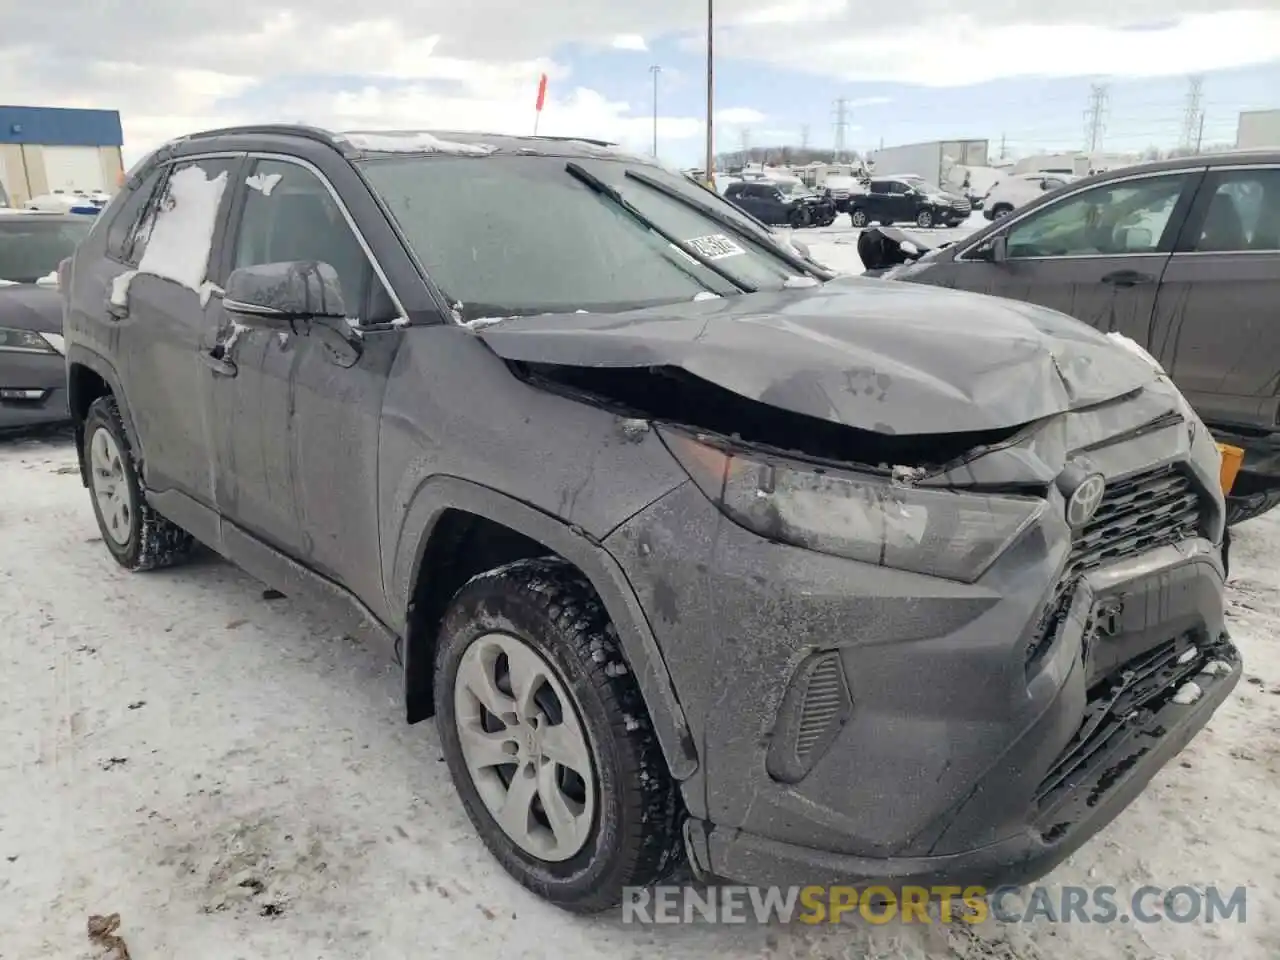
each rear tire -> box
[849,209,868,228]
[84,396,195,571]
[434,557,685,912]
[1226,488,1280,526]
[992,203,1014,219]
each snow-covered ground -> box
[4,421,1279,959]
[792,210,989,275]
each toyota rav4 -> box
[61,124,1239,913]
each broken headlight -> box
[661,430,1044,584]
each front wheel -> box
[434,558,685,912]
[991,204,1014,220]
[789,206,812,228]
[849,209,868,228]
[915,209,935,228]
[1226,488,1280,526]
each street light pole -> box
[649,65,661,157]
[704,0,715,186]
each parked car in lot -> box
[847,176,971,228]
[62,124,1237,912]
[868,152,1280,524]
[984,172,1077,220]
[0,212,92,430]
[723,179,836,226]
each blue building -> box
[0,105,124,207]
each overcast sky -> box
[3,1,1278,165]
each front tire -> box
[991,203,1014,220]
[915,209,934,228]
[1226,488,1280,526]
[84,396,195,571]
[849,208,868,228]
[434,557,685,912]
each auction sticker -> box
[686,234,747,260]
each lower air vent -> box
[766,651,853,784]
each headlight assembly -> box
[0,327,58,354]
[660,429,1044,583]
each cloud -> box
[716,107,767,125]
[610,34,648,51]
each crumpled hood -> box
[476,276,1161,436]
[0,284,62,334]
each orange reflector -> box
[1218,443,1244,496]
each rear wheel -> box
[84,396,195,571]
[991,203,1014,219]
[434,557,685,912]
[849,208,868,228]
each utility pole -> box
[832,98,850,162]
[739,126,752,166]
[649,65,661,157]
[1196,110,1206,153]
[704,0,714,185]
[1181,74,1205,153]
[999,132,1007,160]
[1084,83,1109,153]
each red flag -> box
[535,73,548,112]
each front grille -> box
[1024,464,1206,669]
[953,199,971,214]
[1066,464,1203,579]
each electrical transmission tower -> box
[738,126,752,165]
[832,98,850,161]
[1083,83,1109,153]
[800,124,811,151]
[1181,75,1205,152]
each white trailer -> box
[1237,109,1280,149]
[868,139,989,189]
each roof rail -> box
[178,124,346,150]
[524,135,618,148]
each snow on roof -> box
[337,132,497,156]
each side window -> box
[1005,174,1193,259]
[106,166,165,264]
[725,184,742,199]
[131,157,239,268]
[231,159,373,316]
[889,181,910,194]
[870,181,890,195]
[1189,169,1280,253]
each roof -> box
[170,124,656,164]
[0,105,123,146]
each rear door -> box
[928,169,1202,346]
[1153,163,1280,430]
[114,155,244,507]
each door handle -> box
[199,348,237,377]
[1101,270,1154,286]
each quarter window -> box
[1189,168,1280,252]
[1004,174,1193,258]
[106,166,166,264]
[231,159,373,315]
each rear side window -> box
[870,181,890,194]
[1188,168,1280,253]
[725,183,743,198]
[106,166,166,263]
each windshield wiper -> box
[624,169,834,280]
[564,162,754,294]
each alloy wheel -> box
[453,631,597,862]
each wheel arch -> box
[65,347,138,489]
[392,475,698,780]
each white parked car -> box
[23,190,110,214]
[982,172,1077,220]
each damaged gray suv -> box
[61,125,1240,912]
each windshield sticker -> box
[686,234,747,260]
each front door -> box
[1154,164,1280,430]
[207,155,402,606]
[925,170,1202,347]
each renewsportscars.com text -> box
[621,884,1248,925]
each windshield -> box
[777,181,811,197]
[0,218,91,283]
[905,178,944,194]
[360,155,808,322]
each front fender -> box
[390,474,699,780]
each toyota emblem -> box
[1065,473,1107,529]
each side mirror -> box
[223,261,347,327]
[975,235,1009,262]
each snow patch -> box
[0,279,16,287]
[339,132,497,156]
[246,172,283,196]
[1177,646,1200,665]
[1199,660,1233,677]
[692,292,721,301]
[462,316,517,330]
[35,271,58,288]
[109,270,138,308]
[783,275,820,289]
[136,164,229,296]
[891,465,928,485]
[1171,681,1204,706]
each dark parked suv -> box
[723,179,836,227]
[848,176,971,229]
[874,152,1280,524]
[61,125,1239,913]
